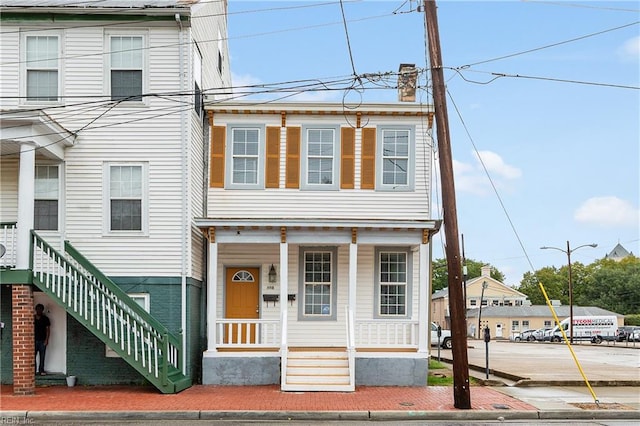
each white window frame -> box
[298,247,337,321]
[225,125,264,189]
[21,30,63,104]
[512,320,520,331]
[103,162,148,236]
[105,293,150,357]
[374,248,412,318]
[34,164,61,231]
[105,31,148,104]
[376,125,415,191]
[301,125,339,190]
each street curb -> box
[4,409,638,422]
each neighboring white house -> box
[0,0,230,393]
[197,101,440,391]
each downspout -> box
[176,12,188,375]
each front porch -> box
[196,218,441,390]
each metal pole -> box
[423,0,471,409]
[477,281,487,339]
[567,240,573,344]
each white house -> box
[197,101,440,391]
[0,0,230,394]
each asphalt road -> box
[446,339,640,383]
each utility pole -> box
[423,0,471,409]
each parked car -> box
[515,329,537,342]
[431,322,452,349]
[509,331,521,342]
[532,327,551,341]
[616,326,637,342]
[629,328,640,342]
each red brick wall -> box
[12,285,35,395]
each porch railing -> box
[345,306,356,388]
[0,222,17,268]
[353,319,419,348]
[215,318,281,348]
[30,231,190,393]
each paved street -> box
[441,340,640,383]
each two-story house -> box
[197,101,440,391]
[0,0,231,394]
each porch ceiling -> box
[0,110,76,160]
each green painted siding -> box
[1,285,14,384]
[1,277,204,385]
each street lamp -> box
[540,241,597,343]
[477,281,488,339]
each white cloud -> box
[474,150,522,179]
[574,196,639,227]
[449,151,521,196]
[617,35,640,61]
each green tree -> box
[574,256,640,315]
[517,255,640,315]
[432,258,505,293]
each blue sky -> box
[226,0,640,286]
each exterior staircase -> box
[281,348,354,392]
[30,231,191,394]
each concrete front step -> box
[283,349,354,392]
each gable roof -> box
[605,243,632,261]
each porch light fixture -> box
[268,264,277,283]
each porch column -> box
[279,240,288,351]
[16,143,35,270]
[348,230,357,314]
[417,240,429,353]
[206,229,218,352]
[12,284,35,395]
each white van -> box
[544,316,618,344]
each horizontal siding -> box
[0,29,20,108]
[213,243,427,347]
[0,20,213,278]
[207,114,432,220]
[0,159,19,222]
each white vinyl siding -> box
[207,114,431,221]
[301,126,339,190]
[34,165,60,231]
[107,33,145,102]
[24,33,60,102]
[377,126,415,191]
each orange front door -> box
[225,267,260,344]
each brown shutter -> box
[210,125,225,188]
[285,127,300,189]
[361,127,376,189]
[341,127,355,189]
[265,126,280,188]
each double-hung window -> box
[377,126,414,191]
[34,165,59,230]
[25,34,60,102]
[376,249,411,317]
[300,249,336,320]
[226,126,264,189]
[302,126,339,190]
[105,163,147,234]
[109,35,144,101]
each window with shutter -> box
[341,127,355,189]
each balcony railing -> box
[0,223,17,268]
[353,319,419,348]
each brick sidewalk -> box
[0,384,536,412]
